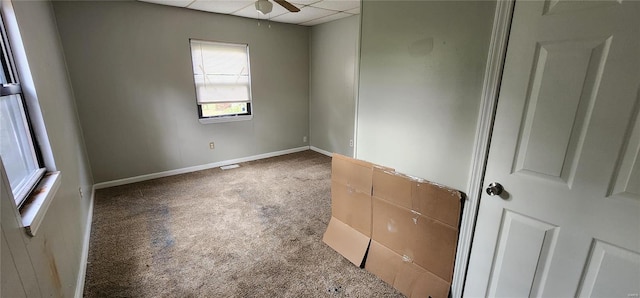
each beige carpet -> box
[84,150,404,297]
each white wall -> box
[309,15,360,156]
[356,0,495,191]
[52,0,310,183]
[1,0,93,296]
[0,0,497,295]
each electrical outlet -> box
[209,142,215,149]
[349,139,354,147]
[303,136,307,143]
[79,187,83,199]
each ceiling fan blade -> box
[274,0,300,12]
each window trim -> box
[189,39,254,124]
[197,102,253,124]
[1,0,60,237]
[12,168,46,203]
[198,114,253,124]
[0,11,45,208]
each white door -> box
[465,0,640,297]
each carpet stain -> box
[84,151,404,297]
[150,205,175,265]
[302,226,316,236]
[328,285,344,295]
[258,204,282,224]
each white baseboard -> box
[75,185,94,298]
[310,146,332,157]
[94,146,311,189]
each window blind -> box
[190,40,251,104]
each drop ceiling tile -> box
[290,0,322,5]
[233,2,290,20]
[188,0,254,14]
[270,5,335,24]
[344,7,359,14]
[300,11,351,26]
[139,0,194,8]
[310,0,359,12]
[137,0,352,26]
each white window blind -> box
[190,40,251,104]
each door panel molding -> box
[487,210,559,297]
[512,37,612,187]
[576,239,640,297]
[607,90,640,201]
[543,0,621,16]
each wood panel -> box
[1,230,27,298]
[1,162,42,297]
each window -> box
[189,39,253,124]
[0,14,44,208]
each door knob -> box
[486,182,504,196]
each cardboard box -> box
[330,180,372,237]
[372,168,462,229]
[323,154,387,266]
[330,153,375,194]
[371,196,459,283]
[322,217,371,266]
[366,168,463,297]
[365,240,451,298]
[322,155,463,298]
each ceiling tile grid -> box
[139,0,360,26]
[188,0,255,14]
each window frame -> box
[0,12,45,208]
[0,0,62,237]
[188,39,254,124]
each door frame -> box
[451,0,515,296]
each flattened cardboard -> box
[365,241,451,298]
[372,168,413,208]
[324,154,387,267]
[331,154,374,194]
[372,168,462,228]
[322,217,370,266]
[331,180,372,236]
[371,197,458,282]
[323,154,462,297]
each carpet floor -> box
[84,150,404,297]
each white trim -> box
[452,1,515,297]
[1,0,56,171]
[75,186,95,298]
[14,168,46,207]
[21,171,61,237]
[198,114,252,124]
[352,14,362,159]
[94,146,310,189]
[220,164,240,170]
[310,146,332,157]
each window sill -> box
[19,171,61,237]
[199,115,252,124]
